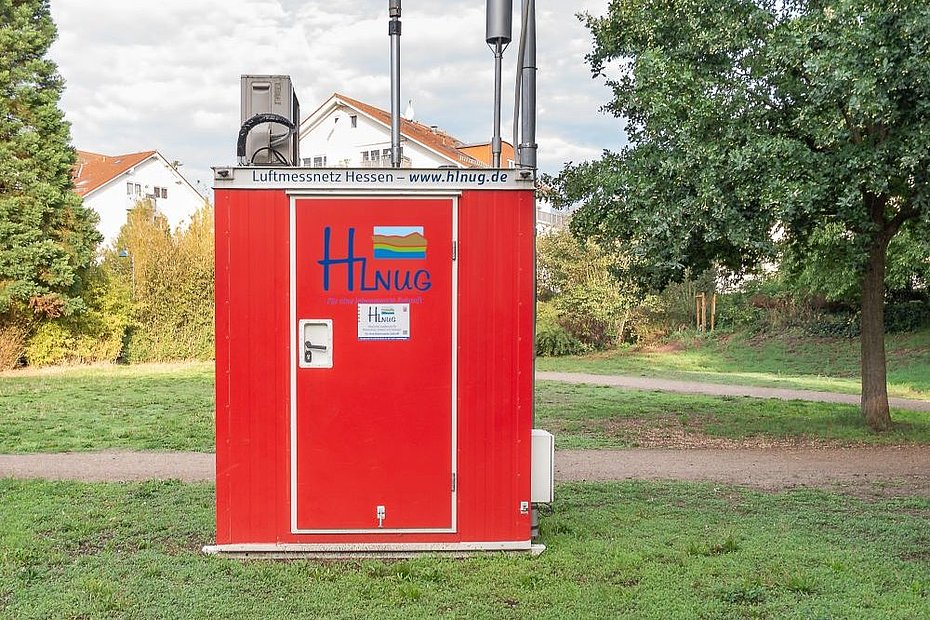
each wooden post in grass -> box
[696,293,706,332]
[710,293,717,332]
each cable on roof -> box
[237,113,297,166]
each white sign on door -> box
[357,304,410,341]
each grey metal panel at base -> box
[241,75,300,166]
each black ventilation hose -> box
[237,113,297,165]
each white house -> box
[73,150,205,248]
[298,93,515,170]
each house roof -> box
[72,150,157,197]
[458,142,516,167]
[306,93,500,168]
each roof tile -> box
[334,93,489,168]
[72,150,157,197]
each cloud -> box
[49,0,624,187]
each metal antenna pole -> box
[389,0,402,168]
[519,0,537,171]
[492,40,504,168]
[487,0,512,169]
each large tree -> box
[549,0,930,430]
[0,0,99,320]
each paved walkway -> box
[537,371,930,412]
[2,447,929,496]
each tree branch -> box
[839,104,863,144]
[885,202,920,239]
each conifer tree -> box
[0,0,100,320]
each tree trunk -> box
[860,237,892,431]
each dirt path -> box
[0,452,215,483]
[2,447,928,496]
[537,371,930,412]
[558,446,930,496]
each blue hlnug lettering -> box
[318,227,432,293]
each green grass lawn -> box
[2,363,928,454]
[536,382,930,449]
[536,328,930,399]
[0,362,215,453]
[0,480,926,619]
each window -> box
[382,148,391,159]
[154,187,162,198]
[312,156,327,167]
[162,187,167,199]
[134,183,141,195]
[126,182,133,195]
[350,115,357,128]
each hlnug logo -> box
[318,226,432,293]
[372,226,427,259]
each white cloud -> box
[49,0,624,187]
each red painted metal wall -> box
[214,187,535,547]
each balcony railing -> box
[360,156,412,168]
[536,209,569,230]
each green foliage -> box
[102,199,214,362]
[536,229,722,348]
[537,229,641,349]
[886,300,930,333]
[0,321,27,369]
[0,0,100,320]
[549,1,930,426]
[648,269,718,335]
[552,0,930,289]
[23,264,131,366]
[535,302,585,356]
[716,276,930,337]
[784,220,930,305]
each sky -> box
[48,0,626,193]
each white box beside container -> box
[531,429,554,503]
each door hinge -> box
[452,473,457,492]
[452,241,458,261]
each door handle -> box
[298,319,333,368]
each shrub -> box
[24,265,131,366]
[103,200,214,362]
[885,300,930,333]
[536,301,584,356]
[537,229,637,349]
[0,322,27,370]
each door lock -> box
[304,340,328,363]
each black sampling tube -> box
[236,113,297,165]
